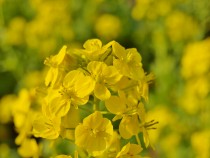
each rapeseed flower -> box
[80,39,113,61]
[44,45,67,87]
[75,111,113,156]
[105,91,141,139]
[33,113,61,139]
[87,61,122,100]
[17,138,39,158]
[27,39,154,157]
[112,41,144,80]
[57,69,95,111]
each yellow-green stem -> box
[93,97,99,111]
[135,134,141,145]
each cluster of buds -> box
[33,39,157,157]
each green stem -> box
[135,134,141,145]
[79,106,93,113]
[93,97,99,111]
[100,111,112,114]
[65,128,75,130]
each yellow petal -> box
[94,83,111,100]
[126,115,140,135]
[45,68,54,86]
[143,128,150,148]
[75,76,95,98]
[119,116,139,139]
[63,70,84,88]
[33,114,61,139]
[44,97,70,117]
[137,102,146,122]
[88,137,106,156]
[75,111,113,156]
[83,111,103,128]
[60,127,75,140]
[105,96,126,114]
[87,61,107,77]
[119,119,133,139]
[112,41,126,59]
[112,114,123,121]
[129,65,145,80]
[71,95,89,106]
[52,45,67,65]
[116,143,130,157]
[75,124,89,147]
[83,39,102,51]
[129,144,143,155]
[18,139,39,158]
[113,59,129,76]
[126,48,142,64]
[103,66,122,84]
[116,143,143,158]
[62,107,80,128]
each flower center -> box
[90,128,99,136]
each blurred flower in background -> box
[0,0,210,157]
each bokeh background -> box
[0,0,210,157]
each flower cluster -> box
[32,39,155,157]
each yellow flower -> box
[75,111,113,156]
[95,14,121,40]
[96,131,121,158]
[105,91,140,139]
[44,45,67,87]
[80,39,113,61]
[119,115,140,139]
[57,69,95,111]
[112,41,145,80]
[138,102,158,148]
[165,11,199,42]
[191,131,210,158]
[87,61,122,100]
[33,113,61,139]
[17,138,39,158]
[15,110,38,145]
[43,69,95,119]
[42,94,70,118]
[116,143,143,158]
[12,89,32,129]
[181,38,210,79]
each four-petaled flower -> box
[75,111,113,156]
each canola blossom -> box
[32,39,155,157]
[0,39,156,158]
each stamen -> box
[44,56,58,67]
[44,57,52,66]
[145,120,159,130]
[146,127,157,130]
